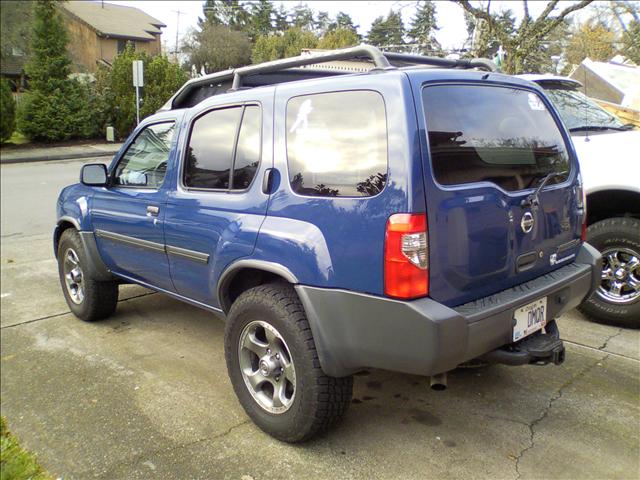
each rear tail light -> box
[384,213,429,299]
[577,173,587,242]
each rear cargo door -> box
[417,82,583,307]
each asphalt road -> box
[1,158,639,480]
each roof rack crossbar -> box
[231,45,393,90]
[383,52,495,72]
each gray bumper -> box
[296,242,602,378]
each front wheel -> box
[224,283,353,442]
[57,229,119,321]
[579,217,640,328]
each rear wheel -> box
[579,217,640,328]
[224,283,353,442]
[57,229,119,321]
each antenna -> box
[172,9,186,63]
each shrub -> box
[0,79,16,142]
[95,45,188,138]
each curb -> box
[0,149,119,165]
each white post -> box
[135,85,140,125]
[132,60,144,125]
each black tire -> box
[57,229,119,321]
[224,283,353,443]
[579,217,640,328]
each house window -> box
[117,39,134,54]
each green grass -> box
[0,417,51,480]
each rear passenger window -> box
[286,91,388,197]
[423,85,570,191]
[184,105,261,190]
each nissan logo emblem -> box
[521,212,534,233]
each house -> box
[0,53,27,92]
[60,1,165,73]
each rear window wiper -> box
[569,125,630,132]
[521,171,568,207]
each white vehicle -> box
[520,75,640,327]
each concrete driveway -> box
[1,158,639,480]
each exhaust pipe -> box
[430,372,447,391]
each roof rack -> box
[165,45,495,110]
[230,45,495,90]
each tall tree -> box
[456,0,593,74]
[199,0,249,31]
[408,1,441,54]
[249,0,274,38]
[566,21,616,65]
[291,4,315,31]
[183,24,251,74]
[335,12,359,34]
[17,0,94,140]
[621,19,640,64]
[274,4,290,33]
[315,11,333,36]
[367,10,405,48]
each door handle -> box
[146,205,159,217]
[262,168,274,194]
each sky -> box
[107,0,592,53]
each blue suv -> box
[55,46,601,442]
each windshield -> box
[543,86,626,131]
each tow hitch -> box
[481,320,566,366]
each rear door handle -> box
[146,205,159,217]
[262,168,274,194]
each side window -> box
[232,106,261,190]
[184,105,261,190]
[114,122,175,188]
[286,90,388,197]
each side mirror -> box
[80,163,108,186]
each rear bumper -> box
[296,242,602,377]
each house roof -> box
[61,1,165,41]
[0,55,26,76]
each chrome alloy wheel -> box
[63,248,85,304]
[597,247,640,305]
[238,320,296,414]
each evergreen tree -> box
[249,0,274,38]
[291,4,315,31]
[335,12,358,34]
[199,0,249,31]
[274,4,290,33]
[17,0,95,141]
[408,1,441,54]
[315,11,332,36]
[367,11,405,49]
[0,79,16,142]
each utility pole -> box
[172,9,186,63]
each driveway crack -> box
[0,292,157,330]
[513,354,608,480]
[598,328,623,351]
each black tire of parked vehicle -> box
[224,282,353,442]
[57,229,119,321]
[579,217,640,328]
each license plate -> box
[513,297,547,342]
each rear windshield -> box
[423,84,570,191]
